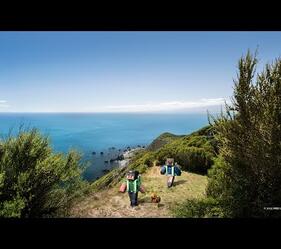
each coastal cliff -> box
[91,124,217,190]
[70,125,216,217]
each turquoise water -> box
[0,113,209,181]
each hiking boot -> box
[131,205,140,210]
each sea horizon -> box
[0,111,220,114]
[0,112,211,180]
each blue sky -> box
[1,31,281,113]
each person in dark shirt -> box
[160,158,181,188]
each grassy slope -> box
[70,166,207,217]
[70,125,214,217]
[90,125,215,191]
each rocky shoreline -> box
[118,147,144,168]
[90,145,146,179]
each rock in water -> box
[117,154,124,160]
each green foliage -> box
[177,147,214,173]
[93,125,217,191]
[154,125,217,174]
[141,153,155,167]
[206,156,232,200]
[147,132,183,152]
[0,128,89,217]
[206,50,281,217]
[173,197,225,218]
[0,195,25,218]
[91,167,127,190]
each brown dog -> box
[151,193,161,203]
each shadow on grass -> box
[173,179,187,186]
[139,196,164,206]
[138,196,152,203]
[157,203,165,208]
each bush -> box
[206,51,281,217]
[175,147,214,174]
[173,197,225,218]
[140,153,155,167]
[0,128,89,217]
[154,128,217,174]
[136,164,147,174]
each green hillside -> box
[71,166,207,217]
[154,125,218,174]
[71,124,217,217]
[147,132,183,151]
[91,125,217,192]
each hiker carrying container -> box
[160,158,181,188]
[119,170,145,207]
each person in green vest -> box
[160,158,181,188]
[119,170,145,207]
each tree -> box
[207,50,281,217]
[0,128,89,217]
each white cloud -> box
[0,100,10,108]
[96,98,228,113]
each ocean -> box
[0,113,209,181]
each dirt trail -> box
[70,166,207,218]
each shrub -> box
[175,147,214,174]
[0,128,89,217]
[206,51,281,217]
[173,197,225,218]
[140,153,155,167]
[154,129,216,174]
